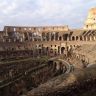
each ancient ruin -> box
[0,8,96,96]
[84,8,96,30]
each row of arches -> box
[71,36,96,41]
[1,31,96,42]
[41,32,96,41]
[32,44,78,57]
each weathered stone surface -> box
[26,64,96,96]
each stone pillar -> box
[67,36,70,41]
[48,32,51,41]
[86,36,88,41]
[77,36,80,41]
[22,33,25,41]
[94,36,96,41]
[53,33,55,41]
[27,32,30,41]
[83,36,85,41]
[58,46,61,55]
[70,36,72,41]
[89,36,92,41]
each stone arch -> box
[72,36,75,41]
[55,32,59,41]
[50,32,56,41]
[50,48,53,53]
[58,46,60,54]
[61,47,65,54]
[91,36,94,41]
[80,36,83,41]
[46,32,50,41]
[24,32,28,41]
[59,36,62,41]
[63,34,68,41]
[76,36,79,41]
[28,32,33,41]
[54,49,57,55]
[42,32,46,41]
[89,36,92,41]
[87,36,90,41]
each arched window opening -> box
[59,36,62,41]
[72,36,75,41]
[76,36,79,41]
[61,47,65,54]
[80,36,83,41]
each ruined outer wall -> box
[4,25,69,33]
[84,8,96,30]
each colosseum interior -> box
[0,8,96,96]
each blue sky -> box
[0,0,96,30]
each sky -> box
[0,0,96,30]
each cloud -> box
[0,0,96,30]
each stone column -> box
[94,36,96,41]
[53,32,56,41]
[58,46,61,55]
[67,36,70,41]
[86,36,88,41]
[70,36,72,41]
[27,32,30,41]
[22,33,25,41]
[48,32,51,41]
[89,36,92,41]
